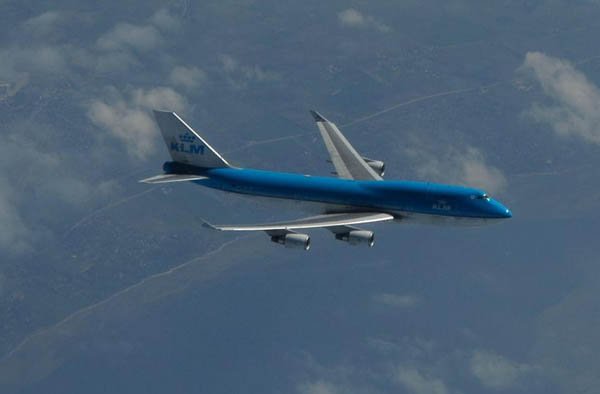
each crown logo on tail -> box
[178,133,196,143]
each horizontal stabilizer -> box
[139,174,208,184]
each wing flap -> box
[206,212,394,232]
[311,110,382,181]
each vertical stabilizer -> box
[153,110,231,168]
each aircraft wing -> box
[311,110,382,181]
[203,212,394,233]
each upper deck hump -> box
[204,167,357,187]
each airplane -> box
[141,110,512,251]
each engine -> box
[270,233,311,250]
[335,230,375,247]
[361,157,385,176]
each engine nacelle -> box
[361,157,385,176]
[335,230,375,247]
[271,233,311,250]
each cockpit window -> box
[477,194,490,200]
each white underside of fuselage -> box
[217,189,493,227]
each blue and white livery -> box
[141,110,512,250]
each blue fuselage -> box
[184,166,512,223]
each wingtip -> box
[152,109,176,117]
[198,217,218,231]
[309,110,327,122]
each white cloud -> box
[22,11,62,37]
[0,11,70,93]
[243,64,280,82]
[294,354,382,394]
[27,47,66,73]
[72,10,181,73]
[88,100,157,160]
[298,380,339,394]
[219,54,281,88]
[533,281,600,393]
[88,86,187,159]
[393,367,449,394]
[0,46,66,85]
[169,66,207,89]
[70,46,140,73]
[297,342,466,394]
[0,123,117,255]
[0,8,191,255]
[458,148,507,194]
[0,72,28,99]
[372,293,419,308]
[97,23,164,52]
[338,9,391,33]
[367,337,435,357]
[407,146,507,194]
[338,9,365,26]
[151,8,180,31]
[470,349,535,390]
[220,54,237,73]
[132,86,187,111]
[522,51,600,144]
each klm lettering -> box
[432,201,451,211]
[171,142,205,154]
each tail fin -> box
[153,110,231,168]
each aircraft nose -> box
[490,199,512,219]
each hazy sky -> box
[1,1,600,393]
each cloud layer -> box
[470,349,536,390]
[407,146,507,194]
[21,11,63,37]
[0,8,191,255]
[219,54,281,89]
[522,51,600,145]
[393,367,449,394]
[169,65,207,89]
[338,9,391,33]
[88,86,187,159]
[372,293,419,308]
[0,121,117,254]
[97,23,165,52]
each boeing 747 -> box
[141,110,511,250]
